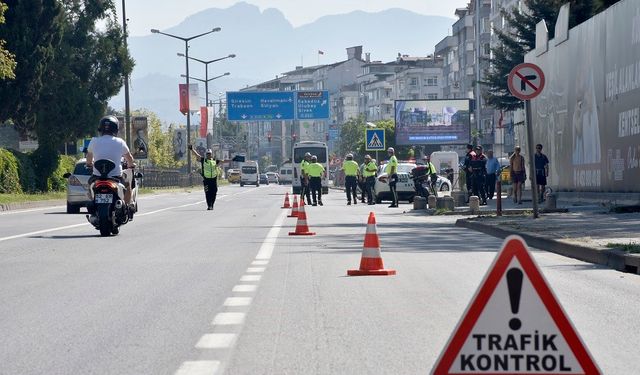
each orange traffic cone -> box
[288,199,315,236]
[347,212,396,276]
[282,192,291,209]
[288,195,299,218]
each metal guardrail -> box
[138,168,192,188]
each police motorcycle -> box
[86,159,141,236]
[410,164,438,198]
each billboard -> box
[526,0,640,192]
[394,99,471,146]
[131,116,148,159]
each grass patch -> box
[434,208,451,215]
[0,192,66,204]
[606,242,640,254]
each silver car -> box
[63,159,92,213]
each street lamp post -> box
[121,0,131,147]
[177,54,235,108]
[150,27,221,182]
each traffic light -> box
[267,132,272,143]
[325,132,329,141]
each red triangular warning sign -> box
[431,235,600,375]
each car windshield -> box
[242,166,257,173]
[294,147,327,163]
[73,162,92,176]
[378,163,415,174]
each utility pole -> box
[121,0,131,147]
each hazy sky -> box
[116,0,471,36]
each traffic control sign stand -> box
[431,236,600,374]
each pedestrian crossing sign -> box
[365,129,385,151]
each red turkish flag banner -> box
[200,106,208,138]
[179,84,189,115]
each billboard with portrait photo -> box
[173,129,186,161]
[131,116,148,159]
[394,99,471,146]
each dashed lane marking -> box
[195,333,237,349]
[174,360,220,375]
[212,312,246,326]
[239,275,261,282]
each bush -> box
[0,148,21,193]
[9,149,37,193]
[48,155,76,192]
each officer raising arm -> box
[190,145,219,210]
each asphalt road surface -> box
[1,184,638,374]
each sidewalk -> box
[452,192,640,275]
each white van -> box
[279,161,293,185]
[240,160,259,187]
[292,141,329,194]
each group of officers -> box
[338,147,400,207]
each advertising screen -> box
[394,99,471,145]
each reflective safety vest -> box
[306,162,325,177]
[202,159,218,179]
[363,161,377,177]
[385,155,398,174]
[342,160,359,176]
[301,160,310,176]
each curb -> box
[455,218,639,274]
[0,200,65,212]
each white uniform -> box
[88,135,130,178]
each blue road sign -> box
[365,129,385,151]
[296,90,329,120]
[227,91,295,121]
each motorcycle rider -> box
[86,116,136,216]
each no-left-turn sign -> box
[507,63,545,101]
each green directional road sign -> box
[365,128,385,151]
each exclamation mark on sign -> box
[507,268,523,331]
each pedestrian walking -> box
[341,154,360,205]
[190,145,219,210]
[509,146,526,204]
[535,144,550,202]
[306,155,325,206]
[471,145,488,205]
[363,154,377,205]
[386,147,399,207]
[485,149,500,200]
[463,144,476,203]
[300,152,312,205]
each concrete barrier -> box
[413,196,427,210]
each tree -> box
[338,116,366,157]
[0,0,63,127]
[146,112,184,169]
[31,0,134,190]
[481,0,609,111]
[0,1,16,80]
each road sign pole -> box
[525,100,539,219]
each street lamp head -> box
[180,74,187,78]
[229,54,236,58]
[212,27,222,32]
[177,53,185,57]
[150,29,160,34]
[224,72,230,76]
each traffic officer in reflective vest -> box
[189,145,219,210]
[306,155,325,206]
[363,154,377,205]
[300,152,312,205]
[341,153,360,205]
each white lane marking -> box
[239,275,261,282]
[0,205,65,215]
[246,267,265,273]
[223,297,252,307]
[195,333,237,349]
[174,360,220,375]
[0,223,87,243]
[255,212,287,260]
[252,260,269,266]
[212,312,246,326]
[137,201,203,216]
[232,285,257,293]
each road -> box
[1,184,638,375]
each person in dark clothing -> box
[535,144,550,202]
[471,145,488,205]
[463,144,476,203]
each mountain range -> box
[110,2,455,124]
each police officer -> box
[341,153,360,205]
[363,154,378,205]
[306,155,325,206]
[300,152,312,205]
[190,145,218,210]
[463,144,476,203]
[471,145,488,205]
[386,147,399,208]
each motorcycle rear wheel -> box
[99,220,112,237]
